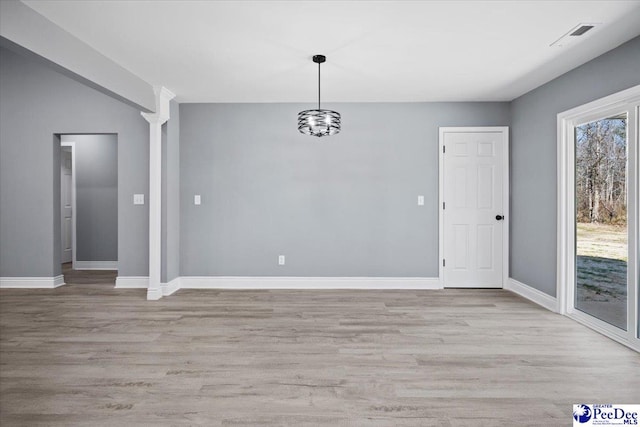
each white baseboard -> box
[179,276,442,290]
[506,278,558,313]
[75,261,118,270]
[0,275,65,289]
[3,274,441,294]
[115,276,149,289]
[162,277,181,296]
[147,287,162,300]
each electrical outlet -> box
[278,255,285,265]
[417,195,424,206]
[194,195,201,205]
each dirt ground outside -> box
[576,222,627,330]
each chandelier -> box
[297,55,341,137]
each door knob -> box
[496,215,504,220]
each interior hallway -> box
[61,263,117,286]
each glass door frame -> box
[557,85,640,352]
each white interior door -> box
[61,148,73,264]
[440,128,508,288]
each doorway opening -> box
[58,134,118,285]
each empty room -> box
[0,0,639,425]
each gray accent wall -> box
[0,46,148,277]
[510,36,640,297]
[60,134,118,262]
[180,102,509,277]
[161,100,180,283]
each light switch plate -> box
[134,194,144,205]
[194,195,201,205]
[278,255,285,266]
[417,195,424,206]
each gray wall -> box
[161,100,180,282]
[60,134,118,262]
[0,46,148,277]
[4,31,636,284]
[510,36,640,296]
[180,102,509,277]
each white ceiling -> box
[22,0,640,103]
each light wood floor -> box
[1,270,638,426]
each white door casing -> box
[439,127,509,288]
[60,144,74,265]
[60,142,76,268]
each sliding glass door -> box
[575,114,628,331]
[558,87,639,351]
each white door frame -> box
[557,85,640,352]
[438,126,510,288]
[60,141,76,270]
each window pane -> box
[575,114,628,330]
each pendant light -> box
[298,55,341,137]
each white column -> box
[142,86,175,300]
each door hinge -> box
[443,145,445,153]
[443,202,445,210]
[443,259,446,267]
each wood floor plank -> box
[1,269,639,426]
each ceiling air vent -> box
[550,23,600,47]
[570,25,594,36]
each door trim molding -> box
[438,126,510,289]
[61,141,76,269]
